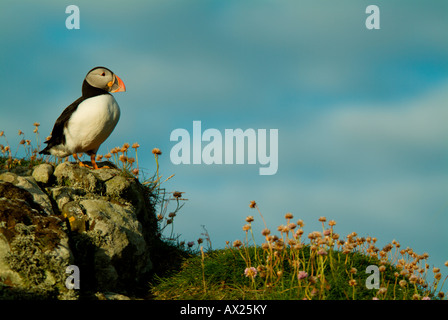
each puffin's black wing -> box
[39,97,83,155]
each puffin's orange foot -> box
[90,163,111,169]
[90,154,102,170]
[78,162,93,169]
[73,154,92,168]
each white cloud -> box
[283,81,448,172]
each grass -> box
[1,124,448,300]
[151,202,448,300]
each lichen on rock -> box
[0,161,158,299]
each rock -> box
[0,173,54,215]
[0,181,44,215]
[0,185,74,299]
[105,175,131,198]
[95,291,132,300]
[0,161,158,299]
[79,199,151,290]
[53,162,104,193]
[105,175,147,212]
[61,201,88,232]
[51,186,87,212]
[32,163,54,185]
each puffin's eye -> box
[101,72,106,76]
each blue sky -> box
[1,0,447,277]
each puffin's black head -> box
[85,66,126,93]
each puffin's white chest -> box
[64,94,120,154]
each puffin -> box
[39,66,126,169]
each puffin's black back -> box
[39,80,110,155]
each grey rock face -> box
[0,162,158,299]
[32,163,54,185]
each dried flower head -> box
[244,267,257,278]
[132,142,140,149]
[233,240,243,248]
[308,231,321,240]
[318,216,327,222]
[173,191,183,198]
[249,200,256,208]
[168,212,176,218]
[378,287,387,295]
[348,279,357,287]
[242,224,251,232]
[261,228,271,237]
[152,148,162,155]
[119,155,127,163]
[246,216,254,223]
[317,249,327,256]
[308,276,317,285]
[285,212,293,220]
[409,274,418,284]
[298,271,308,280]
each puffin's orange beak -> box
[110,74,126,92]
